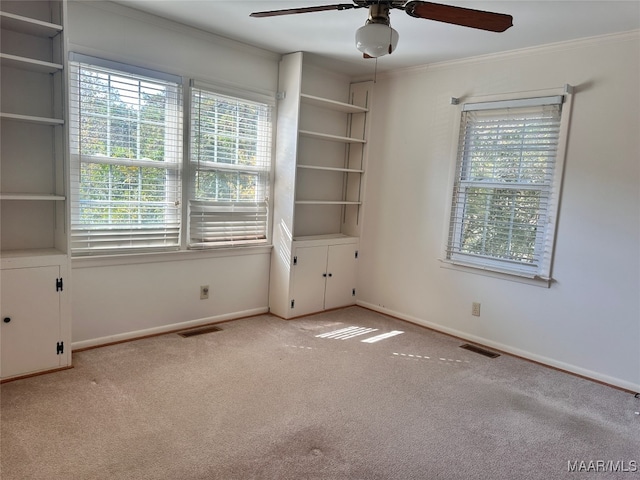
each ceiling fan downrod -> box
[366,3,391,25]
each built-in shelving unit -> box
[0,0,69,256]
[295,74,370,233]
[0,0,71,381]
[269,52,373,319]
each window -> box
[446,95,570,279]
[69,56,274,256]
[69,55,183,254]
[189,83,272,247]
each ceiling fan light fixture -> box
[355,23,399,58]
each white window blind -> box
[189,86,272,247]
[446,96,565,279]
[69,57,183,255]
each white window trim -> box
[69,55,185,255]
[440,87,574,285]
[69,53,183,85]
[187,80,274,248]
[68,54,277,257]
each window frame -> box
[68,55,276,257]
[442,89,573,284]
[186,80,275,249]
[69,54,184,255]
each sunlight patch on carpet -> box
[315,326,378,340]
[361,330,404,343]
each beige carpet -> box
[1,307,638,479]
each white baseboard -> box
[357,301,640,393]
[71,307,269,351]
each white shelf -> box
[0,193,66,201]
[300,93,368,114]
[1,248,66,259]
[299,130,366,144]
[297,165,364,174]
[0,11,62,38]
[293,233,359,245]
[295,200,362,205]
[0,112,64,125]
[1,53,63,73]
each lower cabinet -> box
[1,257,71,380]
[290,238,358,318]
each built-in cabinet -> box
[270,52,372,319]
[0,0,71,380]
[290,237,359,318]
[1,256,69,379]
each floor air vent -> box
[177,325,222,338]
[460,344,500,358]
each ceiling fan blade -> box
[404,1,513,32]
[250,4,357,18]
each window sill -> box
[439,259,552,288]
[72,244,273,269]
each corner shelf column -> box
[0,0,71,381]
[269,52,373,319]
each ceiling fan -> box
[251,1,513,58]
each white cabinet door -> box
[290,241,358,317]
[324,243,357,310]
[291,246,328,317]
[1,266,61,378]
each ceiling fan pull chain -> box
[374,57,378,84]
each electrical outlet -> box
[472,302,481,317]
[200,285,209,300]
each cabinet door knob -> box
[328,273,333,277]
[322,273,327,277]
[3,317,11,323]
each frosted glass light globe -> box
[355,23,399,58]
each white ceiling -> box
[114,0,640,76]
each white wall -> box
[357,32,640,391]
[72,250,271,348]
[67,1,279,347]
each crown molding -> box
[377,29,640,80]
